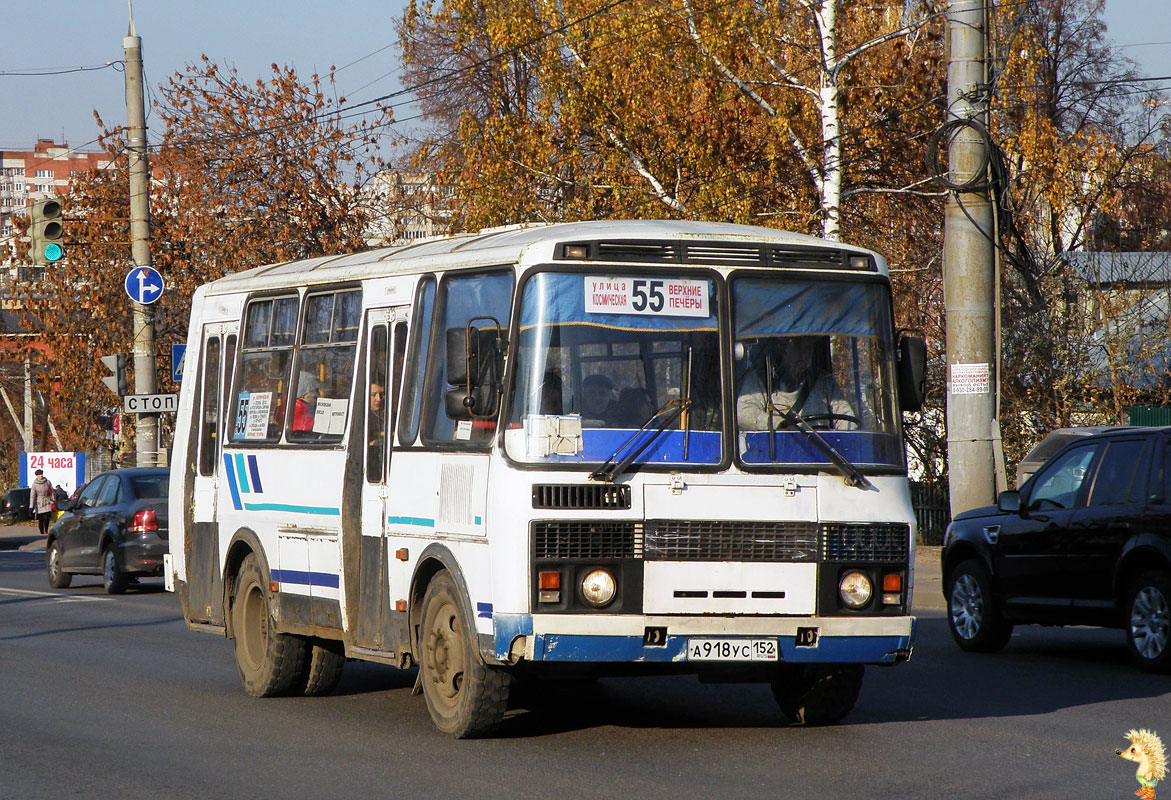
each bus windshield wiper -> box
[766,401,873,490]
[589,398,689,483]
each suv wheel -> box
[1126,571,1171,672]
[946,560,1012,653]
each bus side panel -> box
[217,448,347,637]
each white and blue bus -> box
[168,220,926,737]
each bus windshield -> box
[505,270,722,466]
[732,276,903,468]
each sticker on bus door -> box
[584,276,709,318]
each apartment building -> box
[364,170,455,245]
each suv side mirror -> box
[897,334,927,413]
[445,317,505,420]
[997,490,1021,513]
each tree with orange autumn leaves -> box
[20,60,392,462]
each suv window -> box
[1088,438,1150,507]
[1028,444,1099,510]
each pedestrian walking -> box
[30,469,54,535]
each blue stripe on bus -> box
[222,454,243,510]
[476,602,493,619]
[234,453,251,493]
[271,569,341,589]
[242,503,341,515]
[247,455,263,493]
[387,516,435,527]
[474,516,482,525]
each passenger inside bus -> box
[736,336,855,430]
[292,372,322,432]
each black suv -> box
[941,426,1171,671]
[3,487,32,521]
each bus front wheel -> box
[418,571,510,738]
[770,663,863,725]
[231,553,307,697]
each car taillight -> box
[129,508,158,534]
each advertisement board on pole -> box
[19,452,86,495]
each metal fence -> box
[910,481,950,545]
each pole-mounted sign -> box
[124,265,164,304]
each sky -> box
[0,0,1167,153]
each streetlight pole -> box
[123,3,159,466]
[943,0,997,514]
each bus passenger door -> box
[188,325,237,625]
[353,307,408,651]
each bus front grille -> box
[644,520,818,562]
[533,521,642,559]
[820,523,910,562]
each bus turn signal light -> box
[539,570,561,603]
[882,574,902,592]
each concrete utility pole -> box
[124,3,159,466]
[943,0,997,515]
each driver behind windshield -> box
[736,336,855,431]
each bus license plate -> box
[685,638,779,662]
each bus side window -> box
[232,295,298,443]
[198,336,221,476]
[421,270,513,445]
[390,321,407,437]
[366,324,389,483]
[288,288,362,442]
[399,276,436,446]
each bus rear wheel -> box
[418,572,510,738]
[231,553,306,697]
[297,638,346,696]
[770,663,863,725]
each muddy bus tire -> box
[419,571,510,738]
[231,553,307,697]
[770,663,863,725]
[297,638,347,696]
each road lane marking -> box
[0,587,108,602]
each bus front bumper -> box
[492,613,915,665]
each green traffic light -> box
[43,243,64,262]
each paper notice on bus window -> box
[584,276,709,318]
[243,392,272,439]
[312,398,348,435]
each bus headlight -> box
[580,569,617,608]
[838,570,873,609]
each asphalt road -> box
[1,546,1166,800]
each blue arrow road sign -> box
[172,344,187,383]
[124,266,164,304]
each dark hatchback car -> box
[45,468,169,594]
[942,426,1171,671]
[2,487,32,521]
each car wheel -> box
[296,638,346,697]
[46,540,71,589]
[418,571,510,738]
[231,553,307,696]
[770,663,863,725]
[946,559,1012,652]
[102,546,128,595]
[1126,571,1171,673]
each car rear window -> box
[131,477,169,499]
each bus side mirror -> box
[445,318,504,420]
[897,334,927,413]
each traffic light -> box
[28,199,65,265]
[101,354,127,396]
